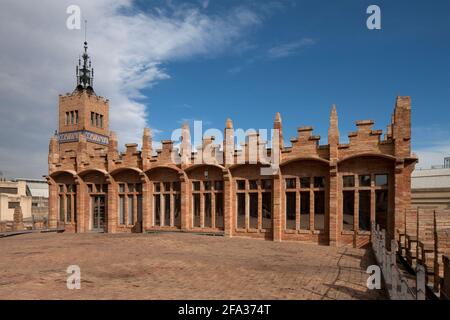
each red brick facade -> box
[47,47,417,248]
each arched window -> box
[153,181,181,228]
[112,169,143,231]
[187,165,225,230]
[58,183,77,224]
[147,167,182,229]
[235,178,273,231]
[339,156,393,232]
[281,159,329,233]
[118,182,142,226]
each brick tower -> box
[54,41,110,160]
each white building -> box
[16,179,49,219]
[411,168,450,210]
[0,179,32,221]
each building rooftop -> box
[15,179,48,198]
[412,167,450,189]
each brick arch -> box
[337,155,395,174]
[280,156,330,167]
[77,168,109,178]
[337,153,396,165]
[280,158,329,177]
[229,163,269,179]
[185,164,227,181]
[49,170,77,181]
[145,166,183,181]
[109,167,143,184]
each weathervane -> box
[76,19,94,92]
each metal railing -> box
[371,224,426,300]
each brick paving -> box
[0,232,386,300]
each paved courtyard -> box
[0,232,386,300]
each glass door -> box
[92,196,106,232]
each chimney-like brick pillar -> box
[273,112,284,150]
[142,128,152,170]
[391,96,413,250]
[328,105,339,246]
[224,119,234,166]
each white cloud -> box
[267,38,316,59]
[0,0,262,178]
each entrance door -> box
[92,196,106,232]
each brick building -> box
[47,43,417,247]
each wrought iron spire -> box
[76,21,94,91]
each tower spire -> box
[76,20,94,92]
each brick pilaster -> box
[328,167,339,246]
[272,174,282,242]
[107,177,117,233]
[223,170,233,237]
[47,178,58,229]
[180,173,190,230]
[76,179,87,233]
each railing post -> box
[380,229,386,271]
[390,239,398,298]
[391,265,399,300]
[400,278,409,300]
[371,224,424,301]
[416,264,426,300]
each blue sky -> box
[137,0,450,166]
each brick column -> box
[76,179,87,233]
[354,190,360,247]
[107,176,117,233]
[170,193,175,227]
[160,192,165,226]
[200,192,205,228]
[257,191,262,230]
[180,173,190,231]
[328,166,339,246]
[392,162,405,250]
[309,186,315,231]
[223,170,233,237]
[211,192,216,229]
[295,190,300,231]
[142,175,151,231]
[47,178,58,229]
[272,174,282,242]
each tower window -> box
[65,112,69,125]
[91,112,95,126]
[75,111,78,124]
